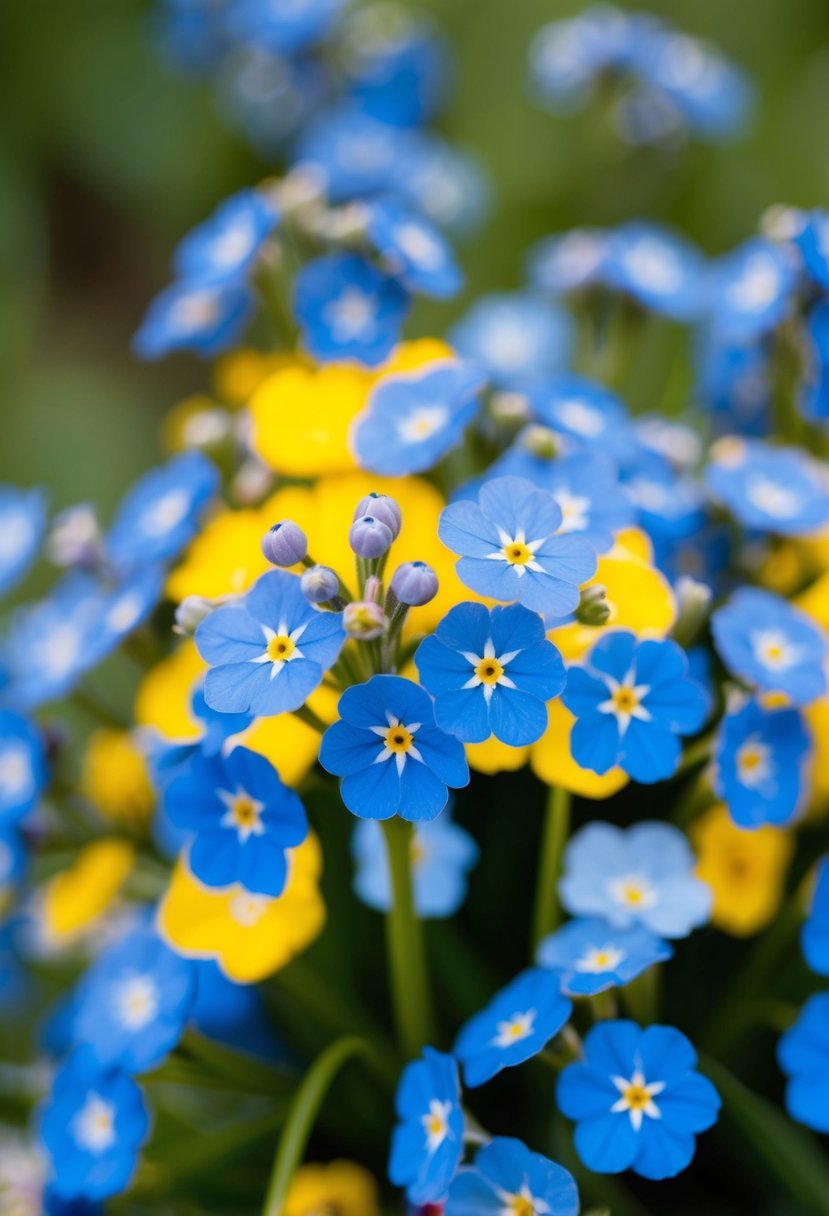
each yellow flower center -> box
[503,541,533,566]
[426,1113,445,1137]
[739,747,763,774]
[475,657,504,685]
[231,796,257,828]
[384,726,413,754]
[612,686,640,714]
[621,1081,652,1111]
[268,634,295,662]
[510,1197,535,1216]
[621,882,645,905]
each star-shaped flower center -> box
[421,1099,453,1153]
[255,622,307,677]
[504,541,533,566]
[370,714,423,775]
[598,673,651,734]
[72,1094,117,1154]
[476,657,504,685]
[609,875,657,910]
[736,737,773,789]
[752,629,801,671]
[575,944,626,973]
[218,787,266,843]
[462,640,520,702]
[493,1008,537,1048]
[267,634,296,662]
[610,1069,665,1132]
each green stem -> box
[71,684,130,730]
[290,704,327,734]
[261,1036,371,1216]
[382,817,435,1057]
[531,786,571,952]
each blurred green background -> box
[2,0,828,516]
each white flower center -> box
[610,1069,665,1132]
[751,629,802,672]
[324,289,376,341]
[608,874,658,911]
[421,1098,453,1154]
[0,744,32,800]
[72,1094,117,1154]
[115,973,159,1031]
[574,944,626,973]
[493,1008,537,1048]
[735,736,773,789]
[554,399,604,437]
[621,241,683,294]
[172,290,220,332]
[217,786,267,843]
[397,404,449,443]
[142,489,191,537]
[745,477,801,520]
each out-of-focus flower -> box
[352,361,483,476]
[285,1160,381,1216]
[41,840,135,947]
[445,1137,579,1216]
[537,917,672,996]
[40,1049,149,1202]
[778,994,829,1133]
[449,293,572,388]
[454,967,571,1087]
[0,711,47,827]
[157,833,325,984]
[319,675,468,821]
[603,223,707,320]
[172,188,279,286]
[802,857,829,975]
[416,602,565,745]
[530,697,629,797]
[0,487,47,595]
[707,237,797,341]
[352,811,478,918]
[692,802,793,936]
[294,253,410,366]
[711,588,828,706]
[560,821,711,938]
[529,375,638,464]
[558,1021,720,1179]
[68,926,195,1074]
[705,438,829,537]
[133,279,254,360]
[388,1048,463,1207]
[366,199,461,298]
[80,730,154,829]
[713,697,812,828]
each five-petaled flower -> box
[389,1048,465,1206]
[438,476,597,619]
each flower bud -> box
[174,595,215,636]
[490,391,532,429]
[575,584,611,627]
[353,492,402,539]
[349,514,394,558]
[671,576,713,649]
[261,520,308,567]
[301,565,340,604]
[519,424,559,460]
[390,561,439,607]
[344,601,387,640]
[48,504,102,570]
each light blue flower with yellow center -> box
[438,476,597,620]
[196,570,345,717]
[707,237,797,341]
[537,917,672,997]
[366,199,462,298]
[705,437,829,536]
[559,822,711,939]
[319,674,469,821]
[172,188,279,287]
[415,601,565,745]
[528,375,639,464]
[294,252,410,366]
[604,222,707,321]
[711,587,827,706]
[714,696,811,828]
[449,292,572,388]
[164,744,307,896]
[454,967,572,1088]
[133,279,254,361]
[445,1137,579,1216]
[352,811,478,919]
[388,1048,464,1206]
[352,360,483,476]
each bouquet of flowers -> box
[3,3,829,1214]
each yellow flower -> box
[466,736,530,775]
[795,570,829,637]
[804,697,829,816]
[134,641,206,742]
[285,1161,380,1216]
[549,532,676,662]
[167,507,272,602]
[157,834,325,984]
[240,684,339,786]
[213,349,307,408]
[42,839,134,942]
[80,730,154,828]
[530,698,628,799]
[249,339,455,480]
[692,802,793,937]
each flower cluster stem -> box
[382,817,435,1058]
[531,785,571,952]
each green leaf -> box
[701,1054,829,1214]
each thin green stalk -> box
[382,817,435,1058]
[261,1036,371,1216]
[531,786,571,952]
[71,684,130,730]
[290,704,327,734]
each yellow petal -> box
[166,508,272,602]
[134,641,205,742]
[466,736,529,775]
[43,840,135,940]
[80,730,154,828]
[285,1161,381,1216]
[157,835,325,984]
[530,699,628,799]
[241,684,339,786]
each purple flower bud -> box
[261,520,307,567]
[301,564,340,604]
[390,560,438,607]
[344,600,387,640]
[353,492,402,539]
[349,515,393,558]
